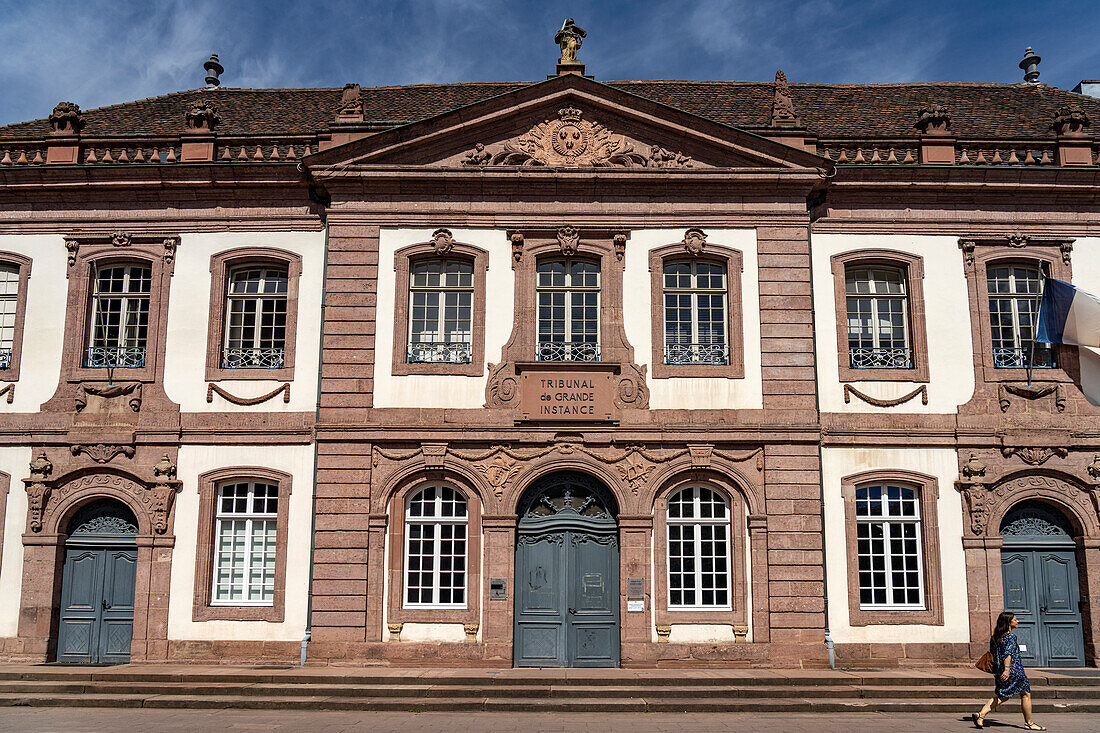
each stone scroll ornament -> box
[74,382,142,412]
[843,384,928,407]
[25,451,53,532]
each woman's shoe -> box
[972,712,985,728]
[1023,724,1046,731]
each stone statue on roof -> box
[555,18,586,63]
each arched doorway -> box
[514,471,619,668]
[1000,500,1085,667]
[56,499,139,664]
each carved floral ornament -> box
[70,444,135,464]
[430,228,455,255]
[48,101,84,135]
[64,234,181,270]
[371,441,763,499]
[956,469,1100,537]
[461,106,693,169]
[958,235,1073,267]
[682,228,707,256]
[185,102,220,131]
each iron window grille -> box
[987,265,1054,369]
[0,264,17,369]
[666,485,732,610]
[662,260,728,365]
[407,258,474,364]
[404,484,468,608]
[212,480,278,605]
[845,266,912,369]
[536,258,600,361]
[85,264,150,368]
[855,484,925,609]
[223,266,288,369]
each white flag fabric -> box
[1037,277,1100,406]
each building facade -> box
[1,51,1099,668]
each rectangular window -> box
[536,258,600,361]
[846,267,911,369]
[0,265,17,370]
[987,265,1053,369]
[213,481,278,605]
[855,484,924,609]
[223,266,288,369]
[407,259,473,364]
[86,264,150,368]
[663,260,728,365]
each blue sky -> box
[1,0,1097,126]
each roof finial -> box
[555,18,587,75]
[770,69,799,127]
[204,53,224,89]
[1019,47,1041,84]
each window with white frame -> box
[666,485,731,609]
[663,259,728,365]
[845,266,911,369]
[213,480,278,604]
[855,483,924,608]
[987,264,1053,369]
[86,264,151,368]
[404,484,467,607]
[537,258,600,361]
[223,265,288,369]
[0,264,18,369]
[407,258,474,364]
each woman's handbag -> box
[976,651,996,673]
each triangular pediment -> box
[304,74,828,171]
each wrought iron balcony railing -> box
[0,347,10,370]
[849,346,912,369]
[85,346,146,369]
[993,346,1055,369]
[407,341,472,364]
[222,347,286,369]
[537,340,600,362]
[664,342,729,365]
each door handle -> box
[568,607,576,615]
[101,599,111,610]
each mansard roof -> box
[2,78,1099,144]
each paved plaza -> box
[0,709,1097,733]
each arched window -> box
[85,263,151,368]
[0,264,19,370]
[404,484,468,608]
[854,483,923,608]
[407,258,474,364]
[845,266,911,369]
[662,259,728,365]
[537,257,600,361]
[666,485,731,609]
[987,263,1053,369]
[212,479,279,605]
[222,264,289,369]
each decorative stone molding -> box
[429,228,455,255]
[612,233,627,262]
[387,622,404,641]
[961,452,987,479]
[655,624,671,643]
[463,622,479,643]
[206,382,290,406]
[682,227,707,256]
[69,444,135,464]
[557,225,580,255]
[64,237,80,268]
[110,232,132,248]
[422,443,448,469]
[1000,446,1068,466]
[957,472,1100,537]
[770,69,799,127]
[184,102,220,132]
[843,384,928,407]
[647,145,693,168]
[484,362,519,408]
[509,231,524,262]
[25,482,51,532]
[75,382,142,412]
[162,237,179,265]
[959,234,1074,268]
[615,363,650,409]
[1052,105,1089,138]
[732,624,749,642]
[0,383,13,404]
[998,383,1065,413]
[1088,455,1100,482]
[48,102,84,136]
[461,107,649,167]
[338,83,363,118]
[914,103,951,134]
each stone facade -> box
[0,60,1099,668]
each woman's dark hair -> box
[990,611,1016,654]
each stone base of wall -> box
[834,641,982,667]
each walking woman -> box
[973,611,1045,729]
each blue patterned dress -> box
[994,632,1031,698]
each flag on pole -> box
[1036,277,1100,406]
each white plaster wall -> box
[821,447,970,643]
[373,228,514,409]
[0,447,31,637]
[624,228,762,410]
[399,622,467,643]
[668,624,735,643]
[167,444,314,641]
[0,235,66,413]
[811,233,974,413]
[163,231,324,412]
[1068,237,1100,293]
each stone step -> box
[3,692,1099,714]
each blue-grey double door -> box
[1001,545,1085,667]
[514,530,620,667]
[57,545,137,664]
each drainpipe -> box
[301,207,330,666]
[807,196,836,670]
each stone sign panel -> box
[517,365,616,421]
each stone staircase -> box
[1,665,1099,713]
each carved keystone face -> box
[553,123,587,157]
